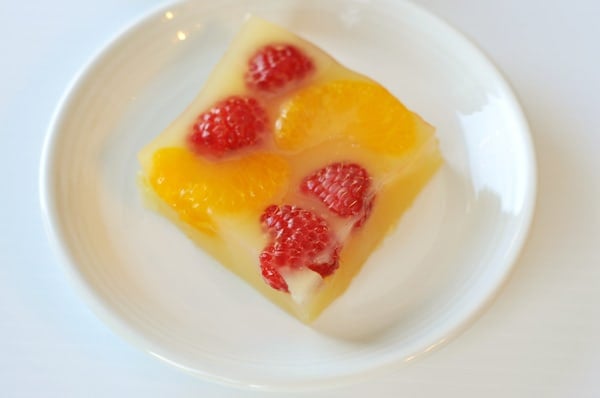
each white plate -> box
[40,0,536,391]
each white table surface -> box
[2,0,599,396]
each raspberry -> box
[259,251,289,292]
[300,162,374,227]
[188,96,267,157]
[245,44,314,94]
[259,205,340,291]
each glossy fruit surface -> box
[275,80,417,155]
[149,148,289,232]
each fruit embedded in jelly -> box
[148,148,289,233]
[259,205,341,291]
[300,162,374,227]
[138,16,442,322]
[275,80,417,155]
[188,96,268,157]
[245,44,315,93]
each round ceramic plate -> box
[40,0,536,391]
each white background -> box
[1,0,599,396]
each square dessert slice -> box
[138,16,442,322]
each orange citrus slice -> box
[149,147,289,233]
[275,80,417,155]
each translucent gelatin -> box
[138,16,442,322]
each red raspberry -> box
[259,252,289,292]
[245,44,314,94]
[300,162,374,227]
[188,96,267,157]
[259,205,340,291]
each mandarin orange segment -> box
[275,80,417,155]
[149,147,289,232]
